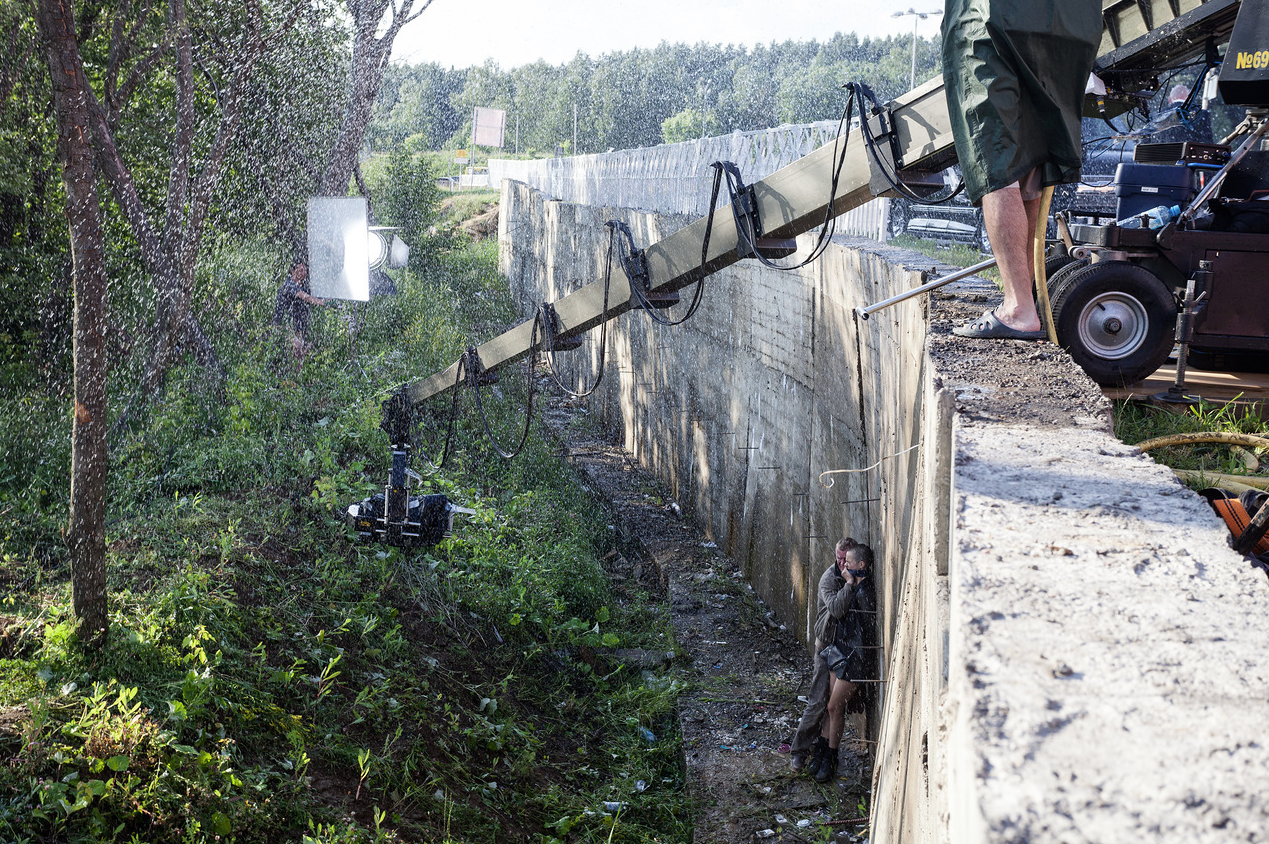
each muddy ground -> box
[540,396,872,844]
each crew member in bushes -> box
[271,257,328,364]
[790,538,877,782]
[947,0,1102,340]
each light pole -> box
[699,81,710,139]
[892,8,943,90]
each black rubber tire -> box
[888,199,910,240]
[1029,255,1083,309]
[1042,257,1087,301]
[1049,261,1177,386]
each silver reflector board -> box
[307,196,371,301]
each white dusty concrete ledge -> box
[948,420,1269,843]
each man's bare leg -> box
[980,184,1043,332]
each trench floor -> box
[541,390,871,844]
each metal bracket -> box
[734,183,763,260]
[380,387,413,450]
[464,346,499,387]
[728,180,796,260]
[541,302,582,351]
[623,246,651,291]
[864,101,946,197]
[866,107,900,197]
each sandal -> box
[952,308,1046,340]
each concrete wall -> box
[500,178,949,838]
[498,178,1269,842]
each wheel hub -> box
[1077,293,1149,360]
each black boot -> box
[805,736,830,778]
[814,745,838,783]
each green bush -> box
[1,224,688,843]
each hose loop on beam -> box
[466,344,536,461]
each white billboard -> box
[473,106,507,148]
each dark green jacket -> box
[943,0,1102,203]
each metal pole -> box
[1178,115,1269,225]
[855,255,999,320]
[910,16,918,90]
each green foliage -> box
[661,108,708,144]
[2,222,689,843]
[372,34,940,157]
[1114,399,1269,483]
[368,148,451,271]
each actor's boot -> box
[814,745,838,783]
[805,736,830,778]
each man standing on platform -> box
[946,0,1102,340]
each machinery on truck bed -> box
[338,0,1265,546]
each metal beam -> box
[1096,0,1239,75]
[404,0,1240,406]
[405,77,953,405]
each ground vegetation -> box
[0,199,692,841]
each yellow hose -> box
[1033,185,1058,343]
[1172,470,1269,493]
[1134,432,1269,452]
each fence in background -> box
[488,122,890,241]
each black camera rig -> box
[344,390,474,547]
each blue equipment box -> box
[1114,163,1195,220]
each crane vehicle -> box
[1043,0,1269,386]
[335,0,1263,545]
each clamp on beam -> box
[541,302,583,351]
[731,181,797,260]
[862,101,946,197]
[612,220,681,309]
[464,346,500,386]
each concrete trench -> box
[498,179,1269,842]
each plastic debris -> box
[775,813,789,824]
[602,801,627,813]
[797,819,812,828]
[756,830,776,839]
[638,727,656,742]
[635,780,647,792]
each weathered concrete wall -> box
[498,178,1269,842]
[500,178,949,838]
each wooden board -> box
[1103,362,1269,410]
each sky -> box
[390,0,946,69]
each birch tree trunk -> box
[35,0,109,646]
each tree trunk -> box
[318,0,431,196]
[35,0,110,647]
